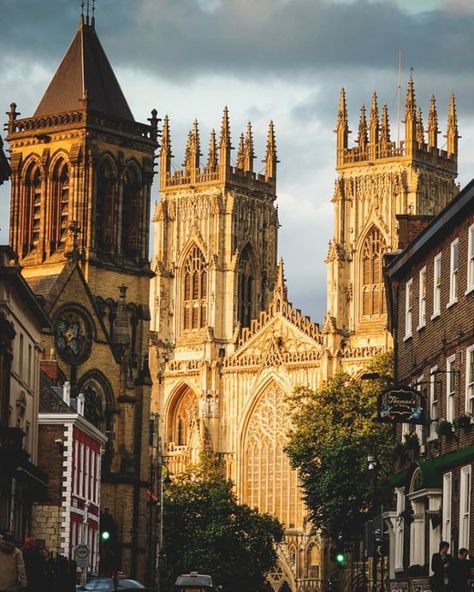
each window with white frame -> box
[433,254,442,318]
[459,465,472,549]
[418,266,426,328]
[466,345,474,416]
[405,279,413,339]
[442,472,452,548]
[448,238,459,306]
[468,224,474,292]
[429,367,438,439]
[446,355,457,423]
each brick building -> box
[385,179,474,577]
[0,246,50,540]
[34,366,106,572]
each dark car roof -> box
[174,574,214,588]
[80,578,145,591]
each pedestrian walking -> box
[451,548,471,592]
[22,538,46,592]
[431,541,453,592]
[0,532,28,592]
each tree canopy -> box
[161,454,284,592]
[285,352,394,541]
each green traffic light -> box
[336,553,345,564]
[101,531,110,541]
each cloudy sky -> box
[2,0,474,321]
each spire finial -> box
[357,105,368,150]
[446,93,459,156]
[219,106,232,170]
[243,122,255,172]
[273,258,288,308]
[427,95,439,149]
[236,133,245,169]
[380,104,391,149]
[369,92,379,156]
[207,129,218,170]
[337,88,348,127]
[81,0,95,26]
[264,120,278,181]
[416,106,424,145]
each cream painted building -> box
[150,81,459,591]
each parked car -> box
[174,572,216,592]
[77,578,147,591]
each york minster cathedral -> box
[149,80,459,590]
[2,6,461,589]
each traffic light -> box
[99,509,119,576]
[330,534,347,566]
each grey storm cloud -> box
[1,0,474,80]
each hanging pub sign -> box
[377,385,426,425]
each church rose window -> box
[361,227,386,318]
[22,163,42,255]
[183,246,207,330]
[49,159,69,253]
[238,244,255,328]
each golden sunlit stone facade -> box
[150,78,459,592]
[6,15,157,582]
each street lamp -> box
[367,455,378,592]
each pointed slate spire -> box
[207,129,218,170]
[244,122,255,172]
[236,133,245,169]
[416,107,425,145]
[369,92,379,159]
[336,88,348,162]
[357,105,368,150]
[446,94,458,156]
[264,121,278,181]
[219,106,232,169]
[160,115,172,184]
[34,14,134,120]
[427,95,439,149]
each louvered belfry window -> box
[22,163,42,255]
[361,227,386,318]
[183,246,207,330]
[49,159,69,253]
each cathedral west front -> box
[149,81,459,591]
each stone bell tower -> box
[6,8,158,581]
[326,77,458,363]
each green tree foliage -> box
[161,454,284,592]
[285,352,394,541]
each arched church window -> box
[96,160,117,252]
[49,159,69,253]
[122,165,141,257]
[172,389,199,447]
[22,163,42,255]
[361,227,386,319]
[82,382,105,432]
[243,385,303,528]
[238,244,255,328]
[183,247,207,330]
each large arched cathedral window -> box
[22,163,42,256]
[122,165,141,257]
[361,227,386,318]
[238,245,255,328]
[183,246,207,330]
[49,159,69,253]
[96,160,117,253]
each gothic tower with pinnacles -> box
[149,78,459,591]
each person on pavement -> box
[0,532,28,592]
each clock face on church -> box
[53,307,93,365]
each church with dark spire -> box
[6,6,158,582]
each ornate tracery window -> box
[22,163,42,255]
[238,244,255,328]
[183,246,207,330]
[244,385,303,528]
[96,159,117,252]
[82,382,105,432]
[361,227,386,318]
[49,159,69,253]
[173,389,199,447]
[122,165,141,257]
